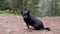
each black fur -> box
[21,10,50,31]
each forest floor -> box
[0,14,60,34]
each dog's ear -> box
[27,11,30,14]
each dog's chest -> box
[24,18,35,25]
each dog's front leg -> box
[26,24,29,30]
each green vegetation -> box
[0,9,21,15]
[0,10,10,14]
[0,0,60,17]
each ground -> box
[0,14,60,34]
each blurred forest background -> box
[0,0,60,17]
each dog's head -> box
[21,10,30,18]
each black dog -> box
[21,10,50,31]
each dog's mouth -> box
[22,16,27,18]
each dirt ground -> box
[0,14,60,34]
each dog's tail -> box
[44,27,50,31]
